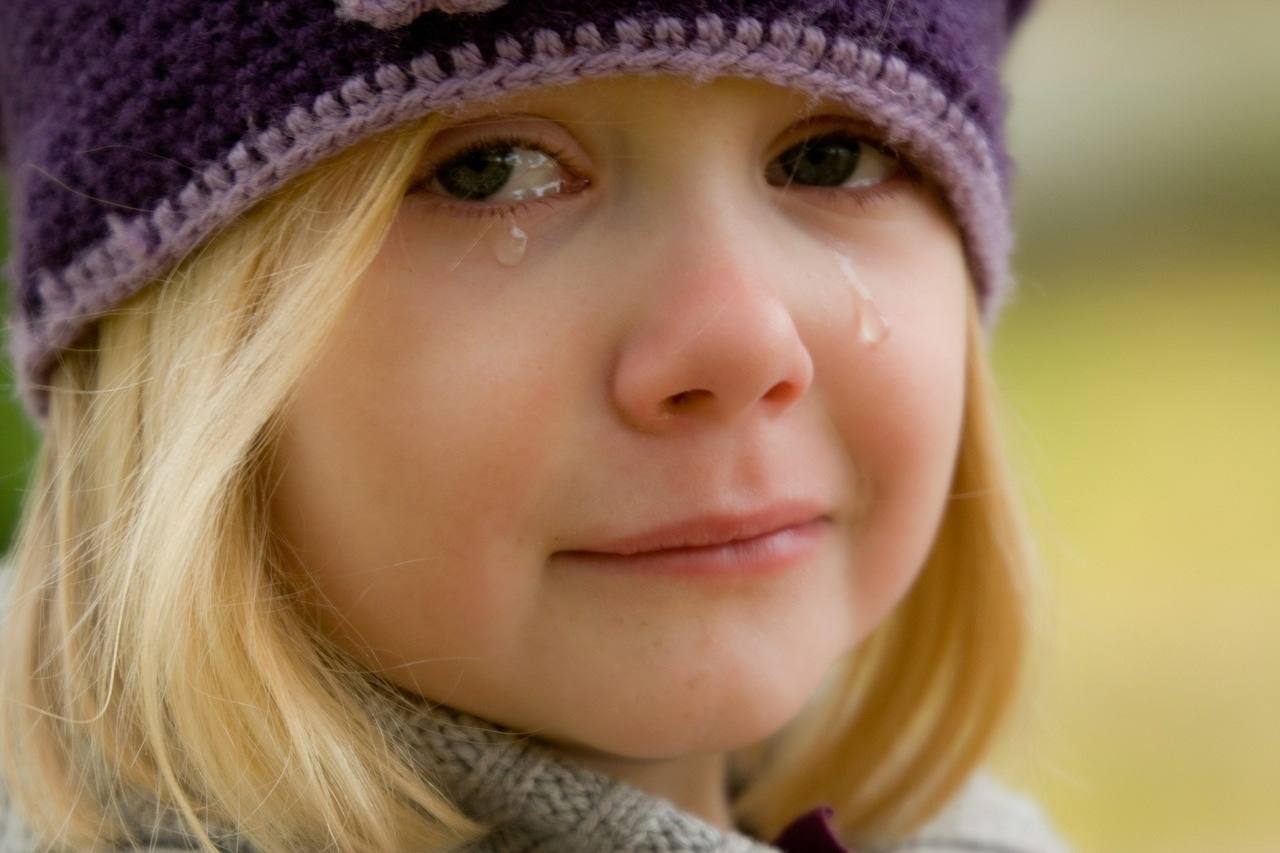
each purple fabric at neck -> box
[772,804,852,852]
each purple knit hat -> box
[0,0,1037,426]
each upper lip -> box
[561,500,831,556]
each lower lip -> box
[552,518,830,578]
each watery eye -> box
[423,139,573,204]
[766,132,900,190]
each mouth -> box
[551,500,832,578]
[568,500,832,554]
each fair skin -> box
[269,74,970,833]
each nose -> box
[611,238,816,433]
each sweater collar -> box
[383,697,852,852]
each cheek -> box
[348,251,589,558]
[814,241,968,637]
[847,344,965,632]
[269,259,580,668]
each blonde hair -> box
[0,109,1039,851]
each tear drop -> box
[857,300,890,345]
[492,212,527,266]
[833,251,891,348]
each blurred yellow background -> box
[1,2,1277,850]
[987,1,1280,851]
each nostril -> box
[763,379,802,405]
[664,389,712,414]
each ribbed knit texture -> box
[384,700,783,852]
[372,699,1076,853]
[0,0,1036,425]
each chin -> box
[543,652,840,761]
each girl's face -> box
[271,75,969,761]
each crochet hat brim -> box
[2,5,1023,425]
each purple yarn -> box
[337,0,512,29]
[0,0,1037,425]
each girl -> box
[0,1,1070,851]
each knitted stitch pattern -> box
[386,701,783,852]
[385,701,1073,853]
[0,0,1036,426]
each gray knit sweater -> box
[0,567,1071,852]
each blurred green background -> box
[1,1,1277,850]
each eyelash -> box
[409,128,921,221]
[409,132,581,222]
[796,147,923,213]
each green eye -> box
[435,142,520,201]
[768,132,899,190]
[411,133,579,208]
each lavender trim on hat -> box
[0,1,1032,427]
